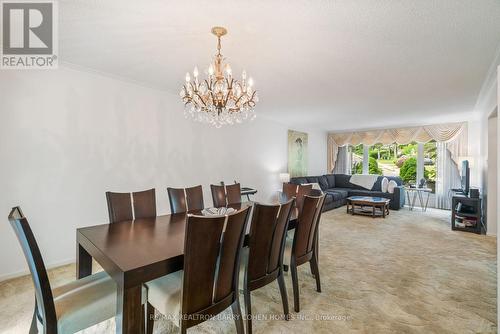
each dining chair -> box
[185,185,204,211]
[242,198,295,334]
[295,184,313,213]
[145,206,251,334]
[8,207,118,334]
[106,189,157,223]
[168,186,205,214]
[105,191,133,223]
[285,194,325,312]
[226,183,242,205]
[210,184,227,207]
[282,182,298,201]
[167,187,187,214]
[133,188,156,219]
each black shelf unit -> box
[451,195,483,234]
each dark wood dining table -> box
[76,203,298,334]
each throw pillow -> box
[381,177,389,193]
[387,180,398,194]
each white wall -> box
[487,114,498,235]
[0,67,327,280]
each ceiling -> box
[59,0,500,131]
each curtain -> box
[327,122,468,171]
[333,146,349,174]
[435,142,461,209]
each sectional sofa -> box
[290,174,405,211]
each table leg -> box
[406,191,412,210]
[417,191,424,212]
[382,205,385,218]
[372,205,375,218]
[411,191,418,210]
[77,243,92,279]
[116,285,143,334]
[424,192,431,212]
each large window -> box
[349,144,364,174]
[423,141,437,193]
[348,142,434,192]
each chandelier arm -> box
[193,92,207,107]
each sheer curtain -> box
[435,142,461,209]
[333,146,350,174]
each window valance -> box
[327,122,468,172]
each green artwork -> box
[288,130,308,177]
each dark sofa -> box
[290,174,405,211]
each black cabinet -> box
[451,195,483,234]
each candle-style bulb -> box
[242,70,247,80]
[185,72,191,82]
[208,64,214,75]
[248,77,254,87]
[193,66,199,77]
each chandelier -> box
[180,27,258,127]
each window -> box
[349,142,436,192]
[349,144,364,174]
[423,141,437,193]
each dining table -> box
[76,202,298,334]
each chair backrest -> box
[168,185,205,214]
[225,183,241,205]
[132,188,156,219]
[292,194,324,264]
[181,206,251,328]
[210,184,227,207]
[8,207,57,333]
[296,184,313,212]
[186,185,204,211]
[106,189,157,223]
[246,199,294,290]
[167,187,187,214]
[282,182,298,200]
[106,191,133,223]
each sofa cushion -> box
[362,175,402,191]
[306,176,319,184]
[324,174,336,188]
[334,174,352,188]
[290,177,307,185]
[325,188,350,199]
[325,191,345,202]
[323,193,335,204]
[388,180,398,193]
[316,176,329,190]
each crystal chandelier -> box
[180,27,258,127]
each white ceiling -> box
[59,0,500,131]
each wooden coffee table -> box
[347,196,390,218]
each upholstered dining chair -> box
[284,194,325,312]
[167,185,204,214]
[210,184,227,207]
[242,199,295,334]
[145,206,251,334]
[106,188,157,223]
[8,207,118,334]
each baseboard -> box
[0,258,75,282]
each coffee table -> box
[346,196,390,218]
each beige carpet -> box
[0,207,496,333]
